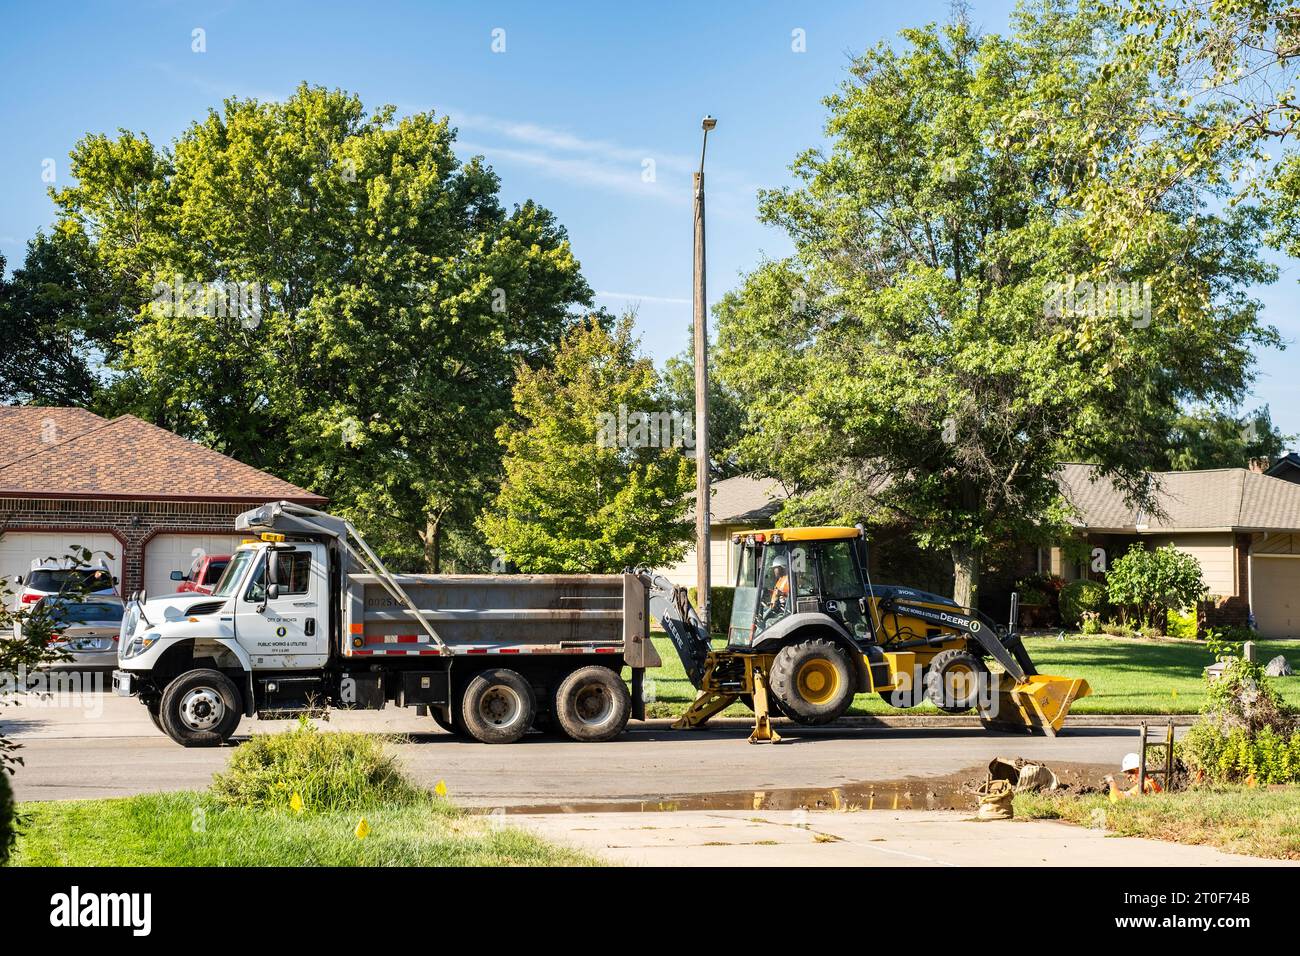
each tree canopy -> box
[49,84,592,568]
[715,3,1279,605]
[481,315,694,572]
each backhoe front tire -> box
[159,669,242,747]
[769,639,855,725]
[553,666,631,742]
[924,649,987,713]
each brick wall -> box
[0,497,260,592]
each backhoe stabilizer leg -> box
[672,690,736,730]
[748,665,782,744]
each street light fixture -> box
[693,116,715,632]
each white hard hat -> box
[772,557,788,568]
[1121,752,1141,773]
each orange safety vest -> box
[770,574,790,606]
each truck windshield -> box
[210,549,256,598]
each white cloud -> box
[596,290,691,305]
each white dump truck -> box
[113,501,661,746]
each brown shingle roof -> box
[687,475,785,524]
[1059,462,1300,532]
[0,406,108,467]
[0,409,325,503]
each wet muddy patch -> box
[499,760,1111,815]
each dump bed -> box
[341,572,659,666]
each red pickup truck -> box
[169,553,230,594]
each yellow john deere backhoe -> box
[647,526,1090,742]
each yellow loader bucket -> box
[979,674,1091,737]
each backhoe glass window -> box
[729,542,761,643]
[756,543,795,634]
[820,541,864,599]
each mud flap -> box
[980,674,1091,736]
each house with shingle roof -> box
[0,407,324,595]
[682,464,1300,638]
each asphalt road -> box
[4,682,1152,807]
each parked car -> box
[11,558,116,610]
[170,553,230,594]
[16,595,125,667]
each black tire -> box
[159,668,242,747]
[769,638,855,725]
[460,668,536,744]
[924,649,987,713]
[877,683,925,709]
[146,701,165,733]
[429,705,465,737]
[553,666,631,742]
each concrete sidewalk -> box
[511,809,1295,867]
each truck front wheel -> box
[553,666,630,742]
[461,669,536,744]
[159,669,242,747]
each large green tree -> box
[51,84,592,568]
[0,231,130,407]
[481,316,693,572]
[716,3,1279,606]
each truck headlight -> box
[121,632,160,659]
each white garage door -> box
[144,533,247,597]
[0,530,124,594]
[1252,556,1300,639]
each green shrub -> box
[0,771,14,866]
[1105,544,1207,629]
[1179,656,1298,783]
[688,586,735,634]
[1060,579,1107,628]
[1081,616,1102,635]
[1166,607,1198,639]
[211,721,422,813]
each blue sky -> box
[1,0,1295,440]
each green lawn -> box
[639,633,1300,717]
[1015,785,1300,860]
[11,791,601,866]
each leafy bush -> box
[211,721,422,812]
[1105,544,1207,629]
[1166,607,1198,639]
[1081,616,1102,635]
[1179,655,1298,784]
[688,586,735,635]
[1060,579,1107,628]
[1180,723,1300,784]
[0,770,14,866]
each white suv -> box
[12,558,117,610]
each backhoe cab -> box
[665,526,1089,741]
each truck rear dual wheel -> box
[552,666,630,742]
[461,669,536,744]
[159,668,242,747]
[769,639,856,725]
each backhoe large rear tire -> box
[769,639,855,725]
[924,649,987,713]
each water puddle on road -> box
[501,761,1112,815]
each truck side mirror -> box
[266,583,280,600]
[170,570,185,581]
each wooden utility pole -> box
[693,117,715,632]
